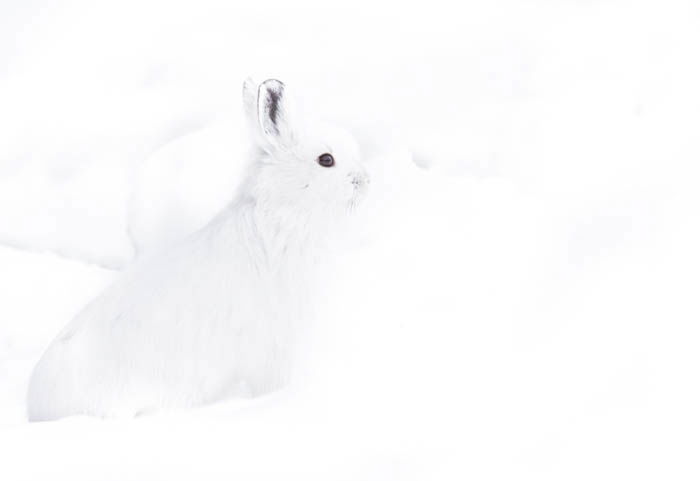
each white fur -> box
[26,79,369,421]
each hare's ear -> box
[242,77,258,122]
[242,77,267,147]
[256,79,296,151]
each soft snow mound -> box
[127,116,249,257]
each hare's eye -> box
[317,153,335,168]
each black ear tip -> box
[258,79,286,131]
[260,79,285,95]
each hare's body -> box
[27,79,369,421]
[28,196,312,421]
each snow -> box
[2,0,700,479]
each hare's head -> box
[242,79,369,218]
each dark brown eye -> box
[317,153,335,168]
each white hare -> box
[27,79,370,421]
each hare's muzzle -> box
[350,172,370,189]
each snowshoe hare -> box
[27,79,370,421]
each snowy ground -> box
[2,1,700,479]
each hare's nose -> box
[350,171,370,187]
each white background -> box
[1,1,699,479]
